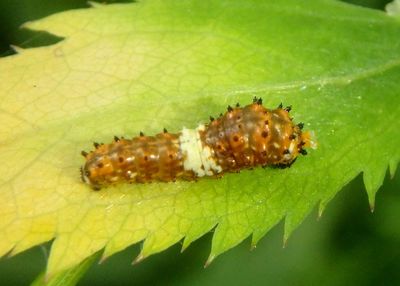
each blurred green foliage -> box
[0,0,132,56]
[0,0,394,56]
[0,0,398,285]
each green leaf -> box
[386,0,400,17]
[31,251,99,286]
[0,0,399,281]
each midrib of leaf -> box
[229,57,400,95]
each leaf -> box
[386,0,400,17]
[0,0,399,281]
[31,251,100,286]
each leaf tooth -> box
[282,227,293,247]
[88,1,105,8]
[102,230,148,260]
[132,253,145,265]
[181,222,217,253]
[10,45,24,54]
[283,207,314,247]
[250,221,276,248]
[282,236,288,249]
[181,237,192,253]
[204,254,215,268]
[389,158,399,179]
[363,163,388,212]
[6,241,38,258]
[369,202,375,213]
[1,245,15,259]
[317,200,326,220]
[98,255,108,264]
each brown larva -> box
[81,97,316,190]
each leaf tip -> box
[363,165,387,212]
[88,1,106,8]
[318,201,326,220]
[20,20,33,30]
[98,254,108,264]
[369,201,375,213]
[367,191,376,214]
[2,247,14,260]
[180,244,189,253]
[180,237,192,253]
[132,253,145,265]
[9,45,24,54]
[204,254,215,268]
[386,0,400,17]
[282,237,288,249]
[389,159,399,179]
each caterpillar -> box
[80,97,316,190]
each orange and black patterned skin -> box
[81,98,313,190]
[81,132,194,190]
[201,100,308,171]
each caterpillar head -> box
[80,166,101,191]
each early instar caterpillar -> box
[81,98,316,190]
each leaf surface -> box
[0,0,399,278]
